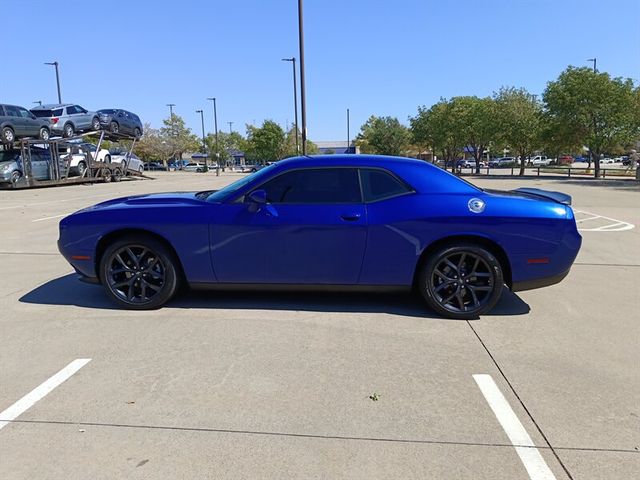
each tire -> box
[134,127,141,138]
[63,123,75,138]
[39,127,50,140]
[99,235,180,310]
[109,121,119,134]
[10,170,21,184]
[104,154,111,163]
[2,127,15,143]
[77,161,87,177]
[102,168,112,182]
[91,117,100,131]
[112,167,122,182]
[138,166,144,174]
[417,243,504,320]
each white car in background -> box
[109,151,145,174]
[62,142,110,176]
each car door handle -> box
[340,213,361,222]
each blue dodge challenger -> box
[58,155,581,319]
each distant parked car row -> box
[1,102,143,143]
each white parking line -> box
[0,190,136,211]
[0,358,91,431]
[473,374,556,480]
[573,210,635,232]
[31,213,71,223]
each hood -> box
[80,192,208,212]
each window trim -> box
[357,167,416,204]
[238,166,364,205]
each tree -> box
[453,96,499,174]
[135,124,170,162]
[410,100,465,171]
[543,67,640,177]
[494,87,542,175]
[159,114,200,164]
[356,116,410,156]
[244,120,286,163]
[205,131,247,167]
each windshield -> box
[0,151,20,162]
[205,164,277,202]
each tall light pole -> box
[206,97,220,175]
[33,101,42,107]
[44,62,61,103]
[297,0,308,155]
[196,109,208,172]
[587,58,597,73]
[346,108,350,153]
[282,57,299,154]
[166,103,176,117]
[228,121,234,135]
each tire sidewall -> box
[418,243,503,319]
[99,235,179,310]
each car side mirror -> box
[246,190,267,212]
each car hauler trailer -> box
[0,130,148,189]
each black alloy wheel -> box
[110,121,119,134]
[99,236,179,309]
[111,167,122,182]
[419,243,503,319]
[64,123,75,138]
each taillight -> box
[51,117,59,125]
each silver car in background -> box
[109,150,145,174]
[31,104,100,138]
[0,147,67,184]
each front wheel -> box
[2,127,15,143]
[418,243,503,319]
[91,117,100,131]
[39,127,50,140]
[63,123,75,138]
[99,235,179,309]
[77,161,87,177]
[109,121,119,134]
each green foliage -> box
[452,96,499,172]
[543,67,639,176]
[205,131,247,165]
[244,120,286,163]
[493,87,542,175]
[160,114,201,160]
[356,115,410,156]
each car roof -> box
[31,104,74,110]
[274,154,434,169]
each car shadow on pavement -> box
[20,273,530,319]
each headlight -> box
[0,164,12,173]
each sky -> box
[3,0,639,141]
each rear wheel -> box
[134,127,141,138]
[418,243,503,319]
[109,121,119,134]
[99,235,179,309]
[111,167,122,182]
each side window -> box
[52,108,64,116]
[66,106,77,115]
[77,106,87,113]
[5,105,20,117]
[18,107,32,118]
[360,168,412,202]
[259,168,361,204]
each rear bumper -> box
[512,269,570,292]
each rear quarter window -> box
[360,168,413,202]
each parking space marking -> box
[473,374,556,480]
[31,213,70,223]
[573,209,635,232]
[0,358,91,432]
[0,190,137,211]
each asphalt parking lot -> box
[0,172,638,479]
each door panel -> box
[209,203,367,284]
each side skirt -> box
[189,283,411,293]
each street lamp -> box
[346,108,350,153]
[166,103,176,117]
[587,58,597,73]
[44,61,62,103]
[196,109,208,172]
[281,57,299,154]
[33,101,42,107]
[206,97,220,175]
[228,121,234,135]
[297,0,308,155]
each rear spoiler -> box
[512,188,572,205]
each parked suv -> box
[97,109,143,137]
[0,147,67,183]
[61,142,111,176]
[1,104,51,143]
[31,104,100,138]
